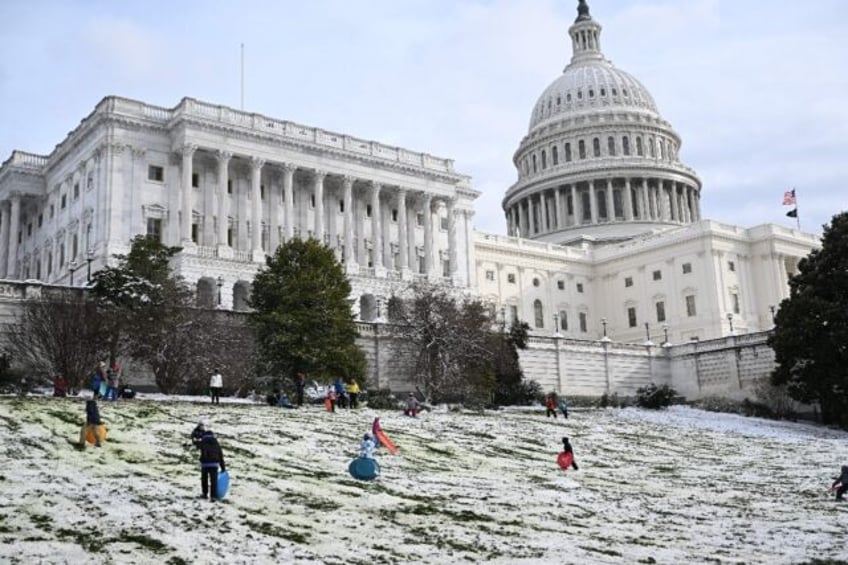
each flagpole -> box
[794,187,800,230]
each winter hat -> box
[363,433,372,440]
[199,419,208,428]
[562,437,570,444]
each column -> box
[397,188,409,276]
[180,144,197,244]
[313,170,326,243]
[423,193,434,277]
[371,182,383,270]
[0,202,9,278]
[6,195,20,277]
[589,180,598,224]
[216,151,231,251]
[657,180,668,221]
[447,198,457,277]
[570,185,581,226]
[623,178,634,221]
[250,157,264,258]
[553,188,562,230]
[777,254,788,299]
[282,163,295,240]
[640,179,650,220]
[342,176,355,268]
[268,173,280,253]
[406,198,417,271]
[515,202,524,235]
[605,179,614,221]
[539,191,548,232]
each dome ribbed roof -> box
[529,61,659,131]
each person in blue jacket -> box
[333,378,348,409]
[199,426,227,501]
[360,433,376,459]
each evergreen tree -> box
[250,238,365,384]
[768,211,848,428]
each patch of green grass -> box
[56,527,105,553]
[245,519,309,544]
[29,514,52,530]
[115,530,171,554]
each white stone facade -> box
[0,97,478,316]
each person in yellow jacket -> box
[345,380,361,409]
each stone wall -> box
[0,280,777,401]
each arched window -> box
[532,154,537,173]
[578,140,586,159]
[593,138,601,157]
[607,136,616,156]
[541,150,547,169]
[552,146,559,165]
[559,310,568,330]
[649,137,656,158]
[534,299,544,328]
[565,143,572,162]
[566,93,572,103]
[636,136,643,156]
[658,140,664,160]
[622,136,630,156]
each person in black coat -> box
[561,437,579,470]
[199,428,226,501]
[832,465,848,501]
[78,400,103,448]
[190,419,206,449]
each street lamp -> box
[553,313,561,337]
[644,322,654,347]
[727,312,734,334]
[662,324,670,347]
[600,317,611,343]
[769,305,776,324]
[68,260,78,287]
[86,249,94,283]
[216,275,223,306]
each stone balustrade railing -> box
[475,231,590,259]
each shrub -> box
[597,392,628,408]
[364,388,397,410]
[635,384,677,410]
[693,396,743,414]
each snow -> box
[0,395,846,564]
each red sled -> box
[557,451,574,471]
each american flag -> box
[782,189,796,206]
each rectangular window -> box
[485,270,495,281]
[227,179,233,194]
[579,312,587,333]
[227,227,233,246]
[72,234,78,259]
[565,142,572,162]
[440,216,448,230]
[682,262,692,274]
[576,282,584,293]
[73,182,80,199]
[192,173,199,188]
[49,205,54,219]
[624,276,633,288]
[628,307,637,328]
[559,311,568,331]
[557,280,564,290]
[38,214,43,228]
[148,165,164,182]
[685,295,697,317]
[27,223,32,236]
[416,213,424,226]
[509,305,518,324]
[59,245,65,266]
[652,270,662,281]
[260,185,266,200]
[392,209,398,222]
[191,223,199,243]
[61,194,67,209]
[47,252,52,276]
[87,173,94,190]
[731,292,740,314]
[366,204,372,218]
[146,218,162,242]
[507,273,516,284]
[339,200,345,213]
[310,194,315,208]
[728,261,736,272]
[656,301,666,323]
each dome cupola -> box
[503,1,702,245]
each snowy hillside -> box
[0,396,846,564]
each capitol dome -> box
[503,0,701,245]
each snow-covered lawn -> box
[0,395,846,564]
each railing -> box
[474,232,590,258]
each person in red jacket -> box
[545,393,558,418]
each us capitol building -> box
[0,1,819,348]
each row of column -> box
[181,145,459,277]
[506,178,700,237]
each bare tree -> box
[5,288,109,392]
[388,285,495,404]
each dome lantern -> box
[568,1,603,65]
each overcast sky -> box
[1,0,845,236]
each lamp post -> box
[769,305,776,325]
[553,313,561,337]
[727,312,734,335]
[662,323,670,347]
[86,249,94,283]
[601,317,607,338]
[68,261,78,287]
[644,322,653,346]
[216,275,223,307]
